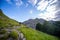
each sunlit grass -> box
[18,27,60,40]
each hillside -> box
[0,9,20,28]
[0,9,26,40]
[18,27,60,40]
[0,9,60,40]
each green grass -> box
[18,27,60,40]
[0,17,20,28]
[9,30,18,39]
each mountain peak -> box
[23,18,46,29]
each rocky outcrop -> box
[0,26,26,40]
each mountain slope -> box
[23,18,60,37]
[0,9,26,40]
[0,9,20,28]
[0,9,60,40]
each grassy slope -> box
[0,9,21,40]
[0,9,20,28]
[18,27,60,40]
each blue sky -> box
[0,0,59,22]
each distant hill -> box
[23,18,46,29]
[0,9,60,40]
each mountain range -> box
[23,17,60,37]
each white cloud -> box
[46,5,56,12]
[6,0,12,4]
[38,7,60,21]
[29,10,33,14]
[6,0,23,7]
[37,1,48,11]
[49,0,57,5]
[14,0,23,7]
[36,0,57,11]
[38,12,56,21]
[28,0,37,6]
[38,4,57,21]
[48,0,53,3]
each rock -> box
[0,34,4,38]
[20,33,24,39]
[23,38,26,40]
[7,37,13,40]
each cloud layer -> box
[55,0,60,21]
[28,0,37,6]
[27,0,59,21]
[6,0,60,21]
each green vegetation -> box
[9,30,18,39]
[36,23,43,31]
[18,27,60,40]
[0,30,7,34]
[53,21,60,37]
[36,21,60,37]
